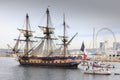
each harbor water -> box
[0,57,119,80]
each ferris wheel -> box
[95,28,117,50]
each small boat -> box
[84,69,111,75]
[114,73,120,75]
[92,61,115,68]
[84,61,111,75]
[100,62,115,68]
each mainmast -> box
[37,8,57,55]
[46,8,50,54]
[26,14,29,55]
[46,8,49,28]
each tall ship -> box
[15,8,81,68]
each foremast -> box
[18,14,35,55]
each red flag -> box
[83,53,87,60]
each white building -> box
[99,42,105,50]
[113,42,120,50]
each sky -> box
[0,0,120,49]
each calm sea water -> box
[0,57,120,80]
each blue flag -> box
[80,42,85,52]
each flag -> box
[80,42,85,52]
[80,42,87,60]
[83,53,87,60]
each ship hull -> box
[19,61,78,69]
[18,56,80,69]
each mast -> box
[63,14,67,57]
[46,8,50,54]
[37,8,57,56]
[93,28,95,49]
[58,14,78,57]
[46,8,49,28]
[26,14,29,55]
[58,14,68,57]
[18,14,35,55]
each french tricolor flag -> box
[80,42,87,60]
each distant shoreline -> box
[0,53,13,57]
[87,56,120,62]
[0,53,120,62]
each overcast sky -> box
[0,0,120,49]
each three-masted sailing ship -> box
[16,8,81,68]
